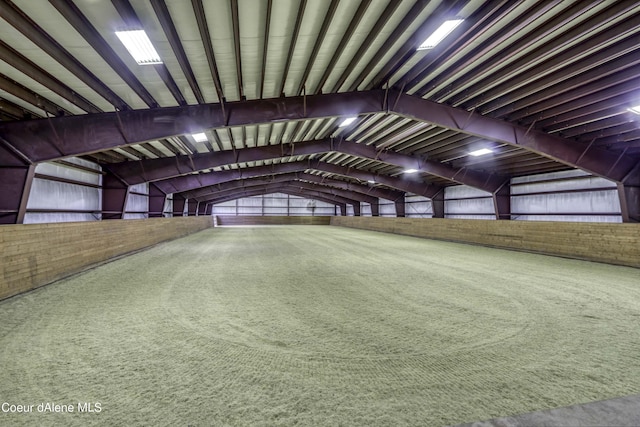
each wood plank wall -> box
[0,216,213,301]
[216,216,331,226]
[331,217,640,268]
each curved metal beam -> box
[1,89,635,186]
[105,137,499,194]
[184,171,401,202]
[0,91,385,161]
[203,185,356,213]
[390,90,637,183]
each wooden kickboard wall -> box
[0,216,213,301]
[331,217,640,268]
[216,215,331,226]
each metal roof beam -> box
[0,90,386,162]
[191,0,224,102]
[204,186,350,212]
[0,73,71,117]
[390,90,638,183]
[185,171,402,203]
[0,40,101,113]
[104,135,502,194]
[110,0,185,106]
[154,161,309,194]
[151,0,205,104]
[202,182,368,210]
[49,0,157,108]
[1,0,129,111]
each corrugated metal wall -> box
[210,193,338,216]
[510,170,621,222]
[24,158,102,224]
[22,159,624,224]
[124,183,149,220]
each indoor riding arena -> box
[1,1,639,426]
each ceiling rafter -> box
[430,1,598,105]
[346,0,433,92]
[295,0,340,96]
[1,0,128,111]
[0,39,101,113]
[470,5,640,117]
[150,0,205,104]
[363,0,468,90]
[48,0,157,108]
[258,0,272,99]
[110,0,186,106]
[0,72,70,117]
[495,47,640,121]
[314,0,371,95]
[229,0,244,100]
[413,1,559,98]
[396,1,521,93]
[191,0,224,102]
[0,98,37,120]
[279,0,307,96]
[330,0,402,92]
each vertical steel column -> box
[353,202,361,216]
[395,199,406,217]
[148,183,166,218]
[0,164,35,224]
[172,194,186,217]
[197,202,207,216]
[370,200,380,216]
[339,203,347,216]
[618,165,640,223]
[431,189,445,218]
[493,182,511,220]
[188,200,198,216]
[102,171,129,220]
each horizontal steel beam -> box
[203,185,358,210]
[1,88,634,190]
[186,171,402,202]
[390,90,638,183]
[107,139,335,184]
[107,137,499,194]
[154,161,310,194]
[0,90,386,162]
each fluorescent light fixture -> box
[629,105,640,114]
[404,168,419,174]
[115,30,162,65]
[192,132,207,142]
[417,19,464,50]
[469,148,493,157]
[339,117,357,127]
[367,179,376,184]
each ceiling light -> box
[629,105,640,114]
[192,132,207,142]
[404,168,419,174]
[417,19,464,50]
[367,179,376,184]
[469,148,493,157]
[115,30,162,65]
[339,117,357,127]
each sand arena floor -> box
[1,225,639,426]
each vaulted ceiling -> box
[0,0,639,223]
